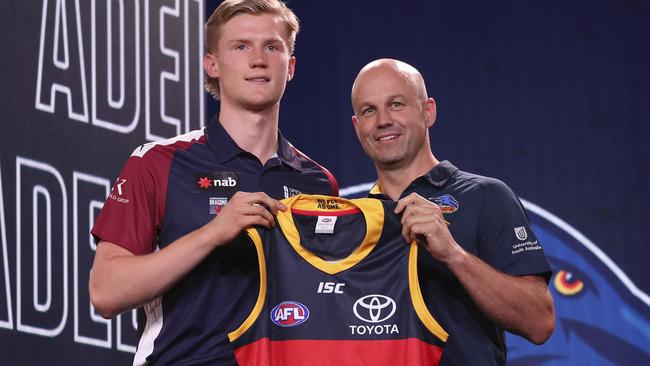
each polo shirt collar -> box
[422,160,458,188]
[368,160,459,198]
[205,116,301,170]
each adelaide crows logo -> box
[429,194,459,213]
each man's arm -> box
[89,191,285,318]
[396,193,555,344]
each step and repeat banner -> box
[1,1,649,365]
[0,0,204,364]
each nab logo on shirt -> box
[195,171,239,193]
[270,301,310,327]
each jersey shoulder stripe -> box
[130,128,206,158]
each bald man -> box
[351,59,555,365]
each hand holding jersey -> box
[395,191,553,344]
[203,191,287,244]
[395,192,461,263]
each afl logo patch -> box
[429,194,459,213]
[271,301,310,327]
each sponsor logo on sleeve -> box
[270,301,310,327]
[514,226,528,241]
[108,178,129,204]
[511,226,542,255]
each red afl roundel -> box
[270,301,310,327]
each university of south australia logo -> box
[514,226,528,241]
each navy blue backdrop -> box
[0,0,648,364]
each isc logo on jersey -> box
[317,281,345,294]
[270,301,310,327]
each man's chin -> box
[373,155,407,170]
[240,97,281,113]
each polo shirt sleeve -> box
[91,149,165,256]
[476,179,551,282]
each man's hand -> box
[394,193,555,343]
[90,191,286,318]
[394,192,462,264]
[203,191,287,245]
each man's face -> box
[352,66,435,170]
[205,14,295,112]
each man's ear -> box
[351,115,361,139]
[424,97,437,128]
[287,56,296,81]
[203,53,219,78]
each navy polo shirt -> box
[369,160,551,366]
[92,117,337,365]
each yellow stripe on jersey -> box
[277,194,384,275]
[228,228,267,342]
[409,243,449,342]
[368,181,382,195]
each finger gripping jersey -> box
[229,194,448,365]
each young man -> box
[350,58,555,365]
[89,1,337,364]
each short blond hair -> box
[204,0,299,99]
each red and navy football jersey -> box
[91,119,338,365]
[230,194,448,365]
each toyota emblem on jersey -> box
[353,294,397,323]
[271,301,310,327]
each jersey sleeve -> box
[91,148,167,256]
[476,179,551,281]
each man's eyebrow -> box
[227,36,284,43]
[386,93,406,100]
[226,39,251,44]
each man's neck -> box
[218,103,280,165]
[376,154,439,201]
